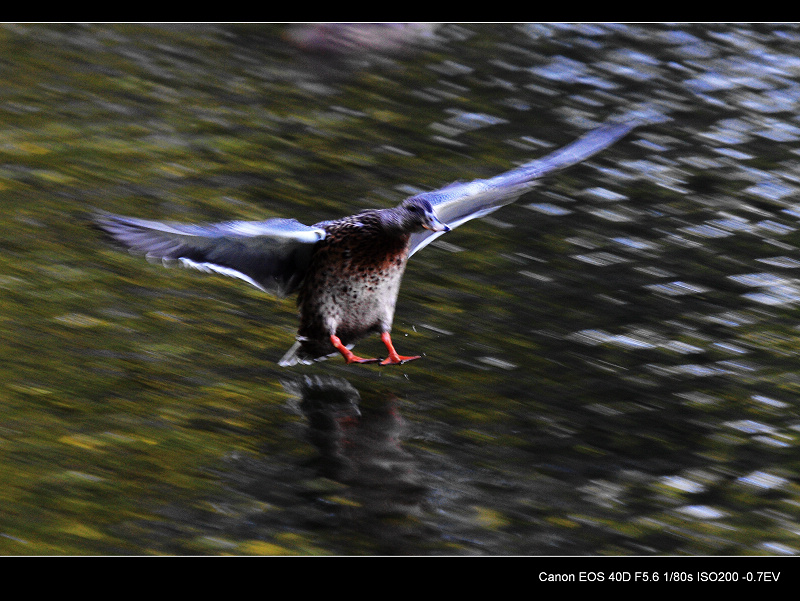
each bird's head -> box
[397,197,450,233]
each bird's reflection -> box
[282,375,426,514]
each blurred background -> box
[2,23,800,555]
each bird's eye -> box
[408,205,418,212]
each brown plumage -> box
[286,199,447,364]
[94,117,641,366]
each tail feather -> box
[278,337,350,367]
[278,340,310,367]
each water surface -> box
[2,23,800,555]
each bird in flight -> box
[96,117,639,366]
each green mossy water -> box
[2,23,800,555]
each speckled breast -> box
[297,216,411,344]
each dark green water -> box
[2,23,800,555]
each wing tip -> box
[608,105,671,131]
[91,210,137,246]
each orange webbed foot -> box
[380,354,421,366]
[379,332,421,366]
[330,334,380,365]
[346,355,381,364]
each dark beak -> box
[423,212,450,232]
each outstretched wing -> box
[95,212,326,297]
[407,118,639,256]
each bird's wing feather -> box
[407,118,639,256]
[95,212,326,297]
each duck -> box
[95,117,639,366]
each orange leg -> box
[330,334,379,364]
[379,332,421,366]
